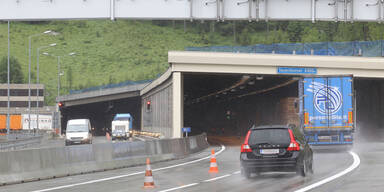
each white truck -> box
[111,113,132,140]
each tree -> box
[0,56,24,84]
[301,27,327,43]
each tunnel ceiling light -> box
[256,76,263,80]
[248,81,255,85]
[231,89,236,92]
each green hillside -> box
[0,20,218,105]
[1,20,383,105]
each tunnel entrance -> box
[184,73,299,137]
[355,78,384,142]
[60,96,141,136]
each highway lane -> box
[0,142,356,192]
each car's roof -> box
[251,125,290,130]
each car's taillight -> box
[241,144,252,152]
[241,130,252,153]
[287,129,300,151]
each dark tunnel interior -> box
[354,78,384,142]
[184,74,384,141]
[183,73,299,137]
[60,96,141,136]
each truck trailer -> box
[300,76,355,146]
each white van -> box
[65,119,93,146]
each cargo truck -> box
[111,113,132,140]
[300,76,355,146]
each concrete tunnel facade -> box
[59,51,384,139]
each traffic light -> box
[58,102,64,108]
[146,101,151,111]
[226,110,231,120]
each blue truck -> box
[300,76,355,146]
[111,113,133,140]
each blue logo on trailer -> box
[307,82,343,115]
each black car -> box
[240,125,313,178]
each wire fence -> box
[186,40,384,57]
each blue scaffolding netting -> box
[186,40,384,57]
[69,79,152,95]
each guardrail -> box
[0,131,44,152]
[0,133,209,185]
[0,136,42,152]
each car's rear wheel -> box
[241,167,251,179]
[309,160,314,174]
[297,161,307,177]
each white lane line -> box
[157,183,199,192]
[153,145,226,172]
[294,151,361,192]
[133,136,146,141]
[158,173,234,192]
[203,174,231,182]
[232,171,240,174]
[30,145,225,192]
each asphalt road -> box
[0,139,370,192]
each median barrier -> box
[0,133,209,185]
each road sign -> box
[182,127,191,133]
[277,67,317,75]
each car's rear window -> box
[248,128,290,146]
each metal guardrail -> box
[0,131,43,151]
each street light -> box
[36,43,57,132]
[27,30,56,131]
[42,52,76,99]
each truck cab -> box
[111,113,132,140]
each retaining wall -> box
[0,133,209,185]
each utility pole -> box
[7,21,10,139]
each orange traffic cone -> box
[209,149,219,173]
[143,158,155,188]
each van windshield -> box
[67,124,88,132]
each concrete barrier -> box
[0,133,209,185]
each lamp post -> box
[27,30,55,132]
[6,21,10,139]
[36,43,56,132]
[42,52,76,99]
[42,52,75,136]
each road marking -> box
[133,136,146,141]
[294,151,361,192]
[232,171,240,174]
[203,174,231,182]
[30,145,226,192]
[157,183,199,192]
[158,173,235,192]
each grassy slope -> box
[0,20,220,104]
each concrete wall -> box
[141,78,173,138]
[0,133,208,185]
[279,97,300,127]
